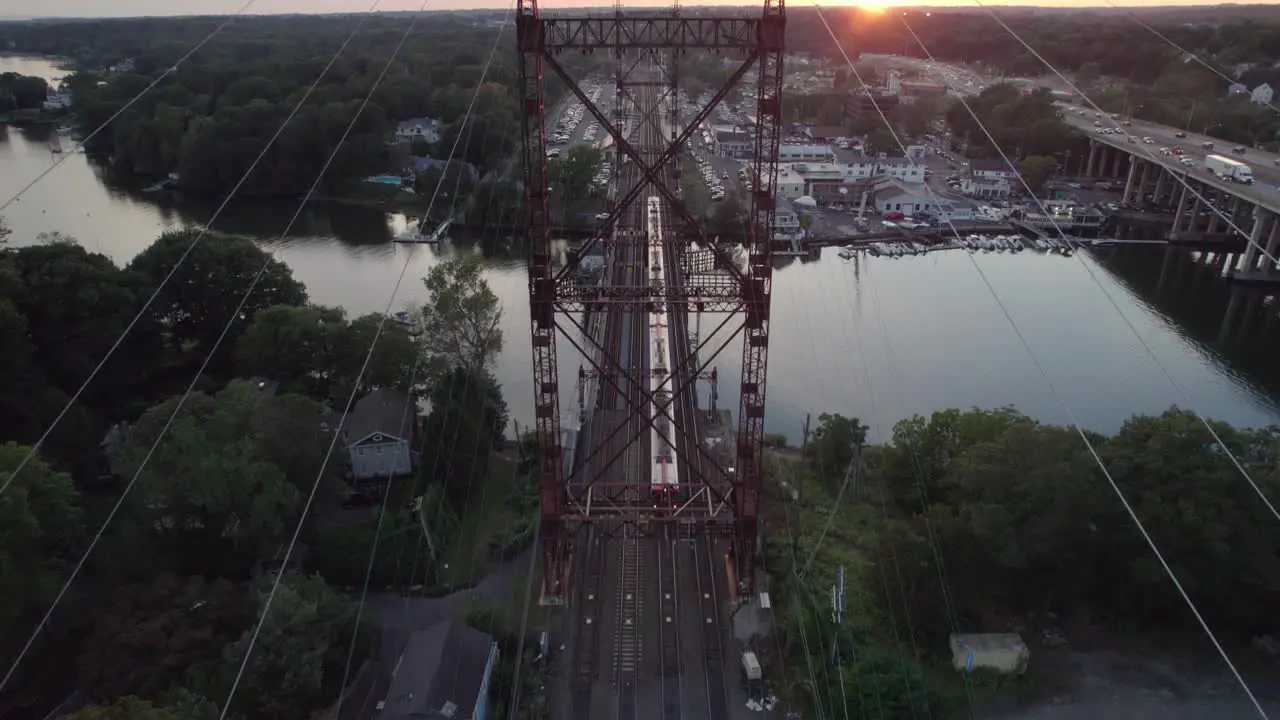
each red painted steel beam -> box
[516,0,568,602]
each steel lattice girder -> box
[551,53,757,285]
[516,1,569,602]
[733,3,785,595]
[541,16,762,48]
[557,308,743,503]
[555,275,745,312]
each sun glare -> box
[852,2,891,13]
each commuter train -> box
[646,196,681,500]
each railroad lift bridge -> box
[516,0,784,715]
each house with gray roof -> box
[343,388,415,481]
[382,620,499,720]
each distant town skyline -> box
[3,0,1274,20]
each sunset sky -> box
[3,0,1274,19]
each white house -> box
[774,166,806,200]
[876,158,926,184]
[393,117,442,145]
[962,158,1017,199]
[774,196,802,235]
[778,144,836,163]
[873,178,935,215]
[1227,82,1248,97]
[42,90,72,110]
[1251,83,1274,106]
[344,388,415,481]
[714,129,753,159]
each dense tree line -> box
[799,7,1280,150]
[0,14,594,197]
[769,407,1280,718]
[0,71,49,112]
[0,221,515,717]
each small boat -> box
[393,218,451,245]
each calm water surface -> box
[5,55,1280,441]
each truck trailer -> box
[1204,154,1255,184]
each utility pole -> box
[829,564,845,665]
[798,413,812,505]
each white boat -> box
[393,218,451,245]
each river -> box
[5,55,1280,442]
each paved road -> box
[1059,109,1280,214]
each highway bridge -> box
[514,0,784,717]
[1058,107,1280,280]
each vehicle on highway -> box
[1204,154,1255,185]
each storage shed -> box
[948,632,1030,675]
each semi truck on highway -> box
[1204,154,1255,184]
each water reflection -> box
[5,55,1280,440]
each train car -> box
[646,196,681,501]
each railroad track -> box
[570,532,604,720]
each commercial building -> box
[873,178,936,216]
[962,158,1018,199]
[844,89,899,128]
[778,144,836,163]
[714,129,753,159]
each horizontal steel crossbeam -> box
[543,16,762,48]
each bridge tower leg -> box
[516,0,568,603]
[734,0,786,595]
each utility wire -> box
[0,0,373,502]
[0,0,260,216]
[968,2,1280,282]
[0,3,387,692]
[1100,0,1280,117]
[218,11,510,718]
[822,6,1270,717]
[900,14,1280,534]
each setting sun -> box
[851,1,892,11]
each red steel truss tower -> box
[516,0,784,603]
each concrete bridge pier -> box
[1110,146,1127,179]
[1085,139,1100,177]
[1239,209,1277,274]
[1122,159,1139,205]
[1218,287,1247,344]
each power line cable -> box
[0,0,260,217]
[899,14,1280,532]
[217,11,511,718]
[1099,0,1280,117]
[967,2,1280,282]
[0,1,379,502]
[0,3,389,692]
[822,8,1271,717]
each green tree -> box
[1075,60,1103,89]
[221,573,368,720]
[551,144,603,203]
[117,382,305,575]
[76,575,252,701]
[0,443,84,641]
[5,242,162,420]
[798,212,814,239]
[416,158,475,201]
[804,413,867,494]
[127,230,307,356]
[1018,154,1059,195]
[62,697,186,720]
[709,195,744,238]
[420,367,508,508]
[0,216,11,246]
[417,254,503,378]
[234,304,348,393]
[410,135,431,157]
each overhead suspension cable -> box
[967,1,1280,286]
[900,14,1280,531]
[0,0,261,217]
[818,7,1270,719]
[0,0,377,502]
[1099,0,1280,117]
[217,11,510,718]
[0,0,392,693]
